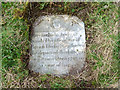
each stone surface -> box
[29,15,86,75]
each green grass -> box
[2,2,29,88]
[86,2,119,88]
[1,2,119,88]
[50,78,73,88]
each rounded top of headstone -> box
[29,15,86,76]
[33,15,84,29]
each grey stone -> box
[29,15,86,75]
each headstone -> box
[29,15,86,75]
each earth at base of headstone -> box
[29,15,86,76]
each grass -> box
[1,2,119,88]
[86,2,119,87]
[2,2,29,88]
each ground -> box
[1,2,119,88]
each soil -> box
[22,2,96,88]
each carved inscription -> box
[29,15,86,75]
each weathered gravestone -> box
[29,15,86,75]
